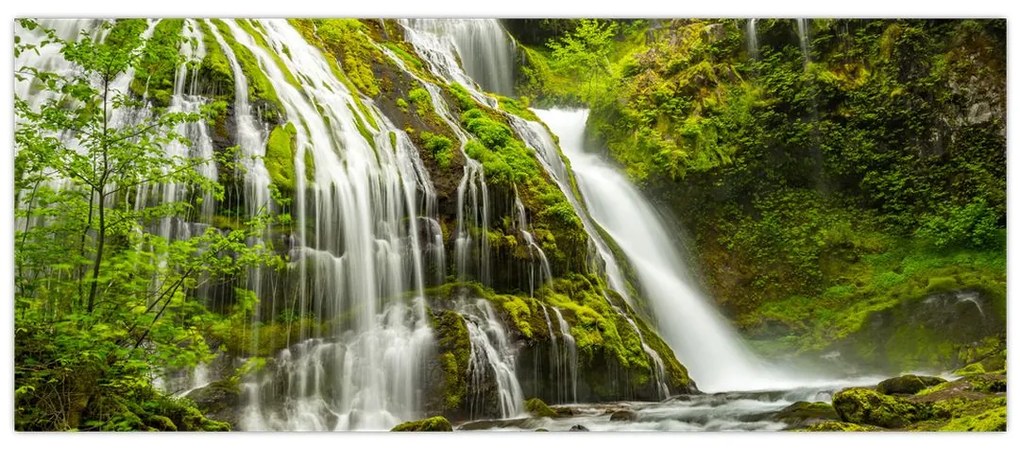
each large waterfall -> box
[533,109,778,392]
[14,17,763,430]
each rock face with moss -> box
[391,416,453,431]
[506,18,1006,378]
[421,282,696,420]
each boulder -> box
[609,410,638,422]
[524,398,558,418]
[569,424,590,431]
[773,401,838,428]
[391,416,453,432]
[876,374,946,395]
[832,388,929,428]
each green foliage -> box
[303,19,381,97]
[916,198,1002,249]
[546,19,619,104]
[14,20,276,430]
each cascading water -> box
[533,108,779,392]
[511,188,553,297]
[211,19,436,430]
[746,19,759,59]
[796,18,810,64]
[404,19,516,95]
[460,299,525,419]
[551,307,578,404]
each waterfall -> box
[746,19,759,60]
[206,19,436,430]
[551,307,578,403]
[511,188,552,297]
[796,18,810,65]
[404,19,516,95]
[533,108,780,392]
[461,299,525,419]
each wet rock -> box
[876,374,946,395]
[391,416,453,432]
[569,424,590,432]
[609,410,638,422]
[797,421,885,432]
[832,387,929,428]
[456,417,528,431]
[773,401,839,428]
[524,398,558,418]
[185,379,240,429]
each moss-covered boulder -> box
[391,416,453,432]
[524,398,558,418]
[186,379,241,429]
[797,421,885,432]
[774,401,838,428]
[876,374,947,395]
[832,387,930,428]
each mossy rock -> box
[832,387,930,428]
[797,421,885,432]
[524,398,558,418]
[876,374,947,395]
[391,416,453,432]
[773,401,838,428]
[143,414,178,431]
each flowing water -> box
[404,19,516,95]
[15,18,896,432]
[746,19,759,59]
[533,108,785,392]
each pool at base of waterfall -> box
[455,381,870,431]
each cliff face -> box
[508,18,1006,373]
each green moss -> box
[524,398,558,418]
[130,19,185,107]
[832,387,930,428]
[420,131,454,169]
[234,19,301,88]
[797,421,885,432]
[408,87,433,116]
[297,19,381,97]
[938,404,1006,431]
[265,122,298,197]
[208,20,283,121]
[496,95,540,122]
[391,416,453,431]
[396,98,409,112]
[430,309,471,412]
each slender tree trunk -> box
[86,73,111,314]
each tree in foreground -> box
[14,19,275,431]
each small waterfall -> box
[551,307,578,404]
[461,299,525,419]
[404,19,516,95]
[746,19,759,60]
[534,108,779,392]
[539,304,561,401]
[511,188,552,297]
[796,18,810,65]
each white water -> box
[533,108,782,392]
[746,19,759,59]
[461,299,525,419]
[796,18,810,65]
[404,19,516,95]
[552,307,578,403]
[209,19,437,430]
